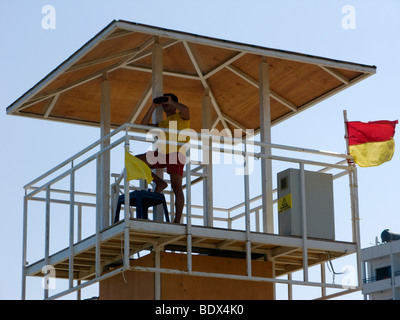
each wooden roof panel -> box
[37,58,122,96]
[6,20,376,134]
[50,78,102,123]
[188,42,241,75]
[268,57,343,107]
[74,31,152,65]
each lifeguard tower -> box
[7,20,376,300]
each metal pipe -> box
[129,265,360,290]
[299,162,309,282]
[186,150,193,273]
[244,141,252,277]
[21,195,28,300]
[95,155,101,278]
[351,167,363,288]
[44,185,50,299]
[69,165,75,289]
[123,131,130,268]
[154,246,161,300]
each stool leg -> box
[143,206,148,220]
[114,202,122,223]
[162,201,169,222]
[136,192,143,219]
[136,206,143,219]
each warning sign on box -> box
[278,193,292,213]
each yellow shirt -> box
[157,113,190,155]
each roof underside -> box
[6,20,376,135]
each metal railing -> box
[21,122,360,300]
[363,270,400,284]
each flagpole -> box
[343,110,352,165]
[343,110,362,287]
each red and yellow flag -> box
[346,120,398,167]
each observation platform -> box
[25,218,356,282]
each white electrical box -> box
[277,168,335,240]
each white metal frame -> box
[14,20,372,300]
[21,122,361,300]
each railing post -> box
[259,57,274,234]
[69,164,75,289]
[21,194,28,300]
[77,204,82,300]
[349,166,362,288]
[44,185,51,299]
[186,148,192,273]
[299,161,309,282]
[95,155,101,278]
[123,131,130,268]
[152,36,164,222]
[202,88,213,227]
[154,245,161,300]
[320,263,326,298]
[244,140,252,277]
[100,73,111,230]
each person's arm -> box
[141,102,158,126]
[168,97,190,120]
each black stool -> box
[114,190,169,223]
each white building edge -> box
[362,230,400,300]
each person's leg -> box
[170,172,184,223]
[136,153,167,193]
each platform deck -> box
[25,218,356,281]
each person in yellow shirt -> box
[136,93,190,224]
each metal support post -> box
[152,36,164,222]
[299,162,309,282]
[244,141,252,277]
[95,155,101,278]
[100,74,111,230]
[44,185,51,299]
[288,273,293,300]
[154,245,161,300]
[344,110,362,288]
[21,195,28,300]
[259,57,274,233]
[186,150,193,273]
[123,131,130,268]
[69,165,75,289]
[350,167,362,288]
[202,88,213,227]
[77,205,82,300]
[320,263,326,298]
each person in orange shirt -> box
[136,93,190,224]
